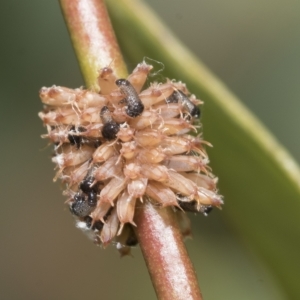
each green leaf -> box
[106,0,300,298]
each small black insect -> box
[165,91,180,104]
[166,90,200,118]
[115,79,144,117]
[68,126,87,149]
[80,175,97,194]
[70,193,96,217]
[177,198,213,216]
[83,216,104,231]
[87,190,97,207]
[68,126,100,148]
[100,106,120,140]
[92,220,104,231]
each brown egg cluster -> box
[39,62,223,254]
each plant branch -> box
[59,0,127,90]
[59,1,203,299]
[134,203,203,300]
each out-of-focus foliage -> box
[1,0,300,299]
[106,0,300,299]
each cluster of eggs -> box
[39,62,222,254]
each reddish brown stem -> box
[59,0,128,90]
[59,1,203,299]
[135,202,203,300]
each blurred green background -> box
[1,0,299,299]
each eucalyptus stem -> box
[59,0,127,90]
[59,0,203,299]
[134,203,203,300]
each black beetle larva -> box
[115,79,144,117]
[70,193,96,217]
[100,106,120,140]
[166,90,200,118]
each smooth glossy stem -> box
[135,202,203,300]
[59,1,202,298]
[59,0,128,90]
